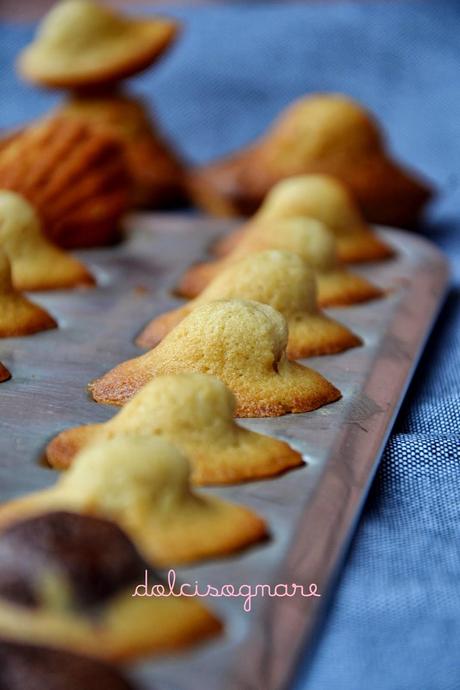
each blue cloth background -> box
[1,2,459,688]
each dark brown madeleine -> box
[0,511,157,609]
[0,364,10,383]
[0,639,138,690]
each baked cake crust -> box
[47,373,304,483]
[90,300,341,416]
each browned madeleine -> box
[58,92,187,209]
[0,363,11,382]
[0,116,131,248]
[188,94,432,227]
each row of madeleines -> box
[0,0,432,251]
[0,0,424,680]
[0,172,385,350]
[0,171,393,667]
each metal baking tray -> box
[0,215,449,690]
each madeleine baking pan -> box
[0,215,449,690]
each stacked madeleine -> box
[0,0,187,253]
[18,0,186,210]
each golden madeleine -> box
[214,174,393,263]
[18,0,180,88]
[0,437,268,565]
[188,94,432,227]
[0,191,94,291]
[58,92,186,209]
[177,218,383,307]
[0,116,131,248]
[140,250,361,357]
[0,512,220,660]
[90,299,341,416]
[0,250,56,337]
[47,373,303,482]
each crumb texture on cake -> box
[91,299,341,416]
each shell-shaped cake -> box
[214,174,394,263]
[188,94,432,227]
[0,191,94,290]
[0,363,11,382]
[0,117,131,248]
[58,93,186,209]
[139,250,362,357]
[0,437,268,565]
[0,250,57,337]
[90,299,341,416]
[47,373,304,483]
[0,511,221,659]
[17,0,180,88]
[177,218,383,307]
